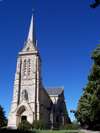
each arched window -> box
[23,59,27,76]
[22,90,28,101]
[27,59,31,76]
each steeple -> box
[20,14,37,53]
[27,14,36,44]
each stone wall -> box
[39,87,52,124]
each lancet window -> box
[22,90,28,101]
[27,59,31,76]
[23,59,27,76]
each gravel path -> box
[80,129,100,133]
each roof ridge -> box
[46,87,64,96]
[46,87,64,89]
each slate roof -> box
[46,88,64,96]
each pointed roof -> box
[19,15,38,55]
[27,14,34,42]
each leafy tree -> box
[90,0,100,8]
[0,105,7,128]
[75,45,100,130]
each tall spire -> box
[27,14,34,42]
[20,14,37,53]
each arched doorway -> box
[16,105,26,127]
[16,103,33,127]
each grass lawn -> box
[34,129,83,133]
[0,129,84,133]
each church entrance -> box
[21,116,27,122]
[16,105,27,126]
[16,104,34,127]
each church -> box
[8,15,70,129]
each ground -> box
[36,130,82,133]
[80,130,100,133]
[0,129,100,133]
[0,129,84,133]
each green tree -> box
[0,105,7,128]
[90,0,100,8]
[75,45,100,130]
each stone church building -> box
[8,15,70,129]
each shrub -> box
[32,120,48,129]
[18,120,32,131]
[60,123,80,130]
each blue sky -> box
[0,0,100,121]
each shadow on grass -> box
[0,129,81,133]
[0,129,35,133]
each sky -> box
[0,0,100,121]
